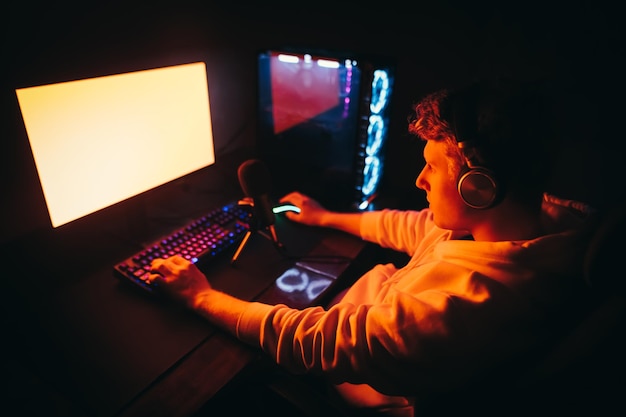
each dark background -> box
[3,0,625,245]
[1,1,625,415]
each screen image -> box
[15,62,215,228]
[269,52,347,135]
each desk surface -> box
[2,207,370,417]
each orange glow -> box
[16,62,215,227]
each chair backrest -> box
[584,198,626,291]
[513,199,626,416]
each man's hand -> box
[149,255,213,308]
[279,191,329,227]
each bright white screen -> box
[16,62,215,228]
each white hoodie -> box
[236,194,594,416]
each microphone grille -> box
[238,159,272,198]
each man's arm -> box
[149,255,249,333]
[279,191,364,237]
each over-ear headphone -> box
[446,90,501,209]
[456,141,499,209]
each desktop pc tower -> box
[256,48,395,211]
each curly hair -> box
[408,88,465,178]
[407,78,560,201]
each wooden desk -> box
[116,223,371,417]
[117,331,258,417]
[2,209,371,417]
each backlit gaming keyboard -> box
[113,201,251,293]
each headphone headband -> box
[444,92,501,209]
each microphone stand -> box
[231,197,285,265]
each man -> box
[149,78,594,416]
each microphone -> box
[237,158,276,228]
[232,159,284,264]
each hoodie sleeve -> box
[234,270,495,395]
[360,208,450,255]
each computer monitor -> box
[257,48,395,211]
[15,62,215,229]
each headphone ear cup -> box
[457,167,499,209]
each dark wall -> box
[3,1,624,243]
